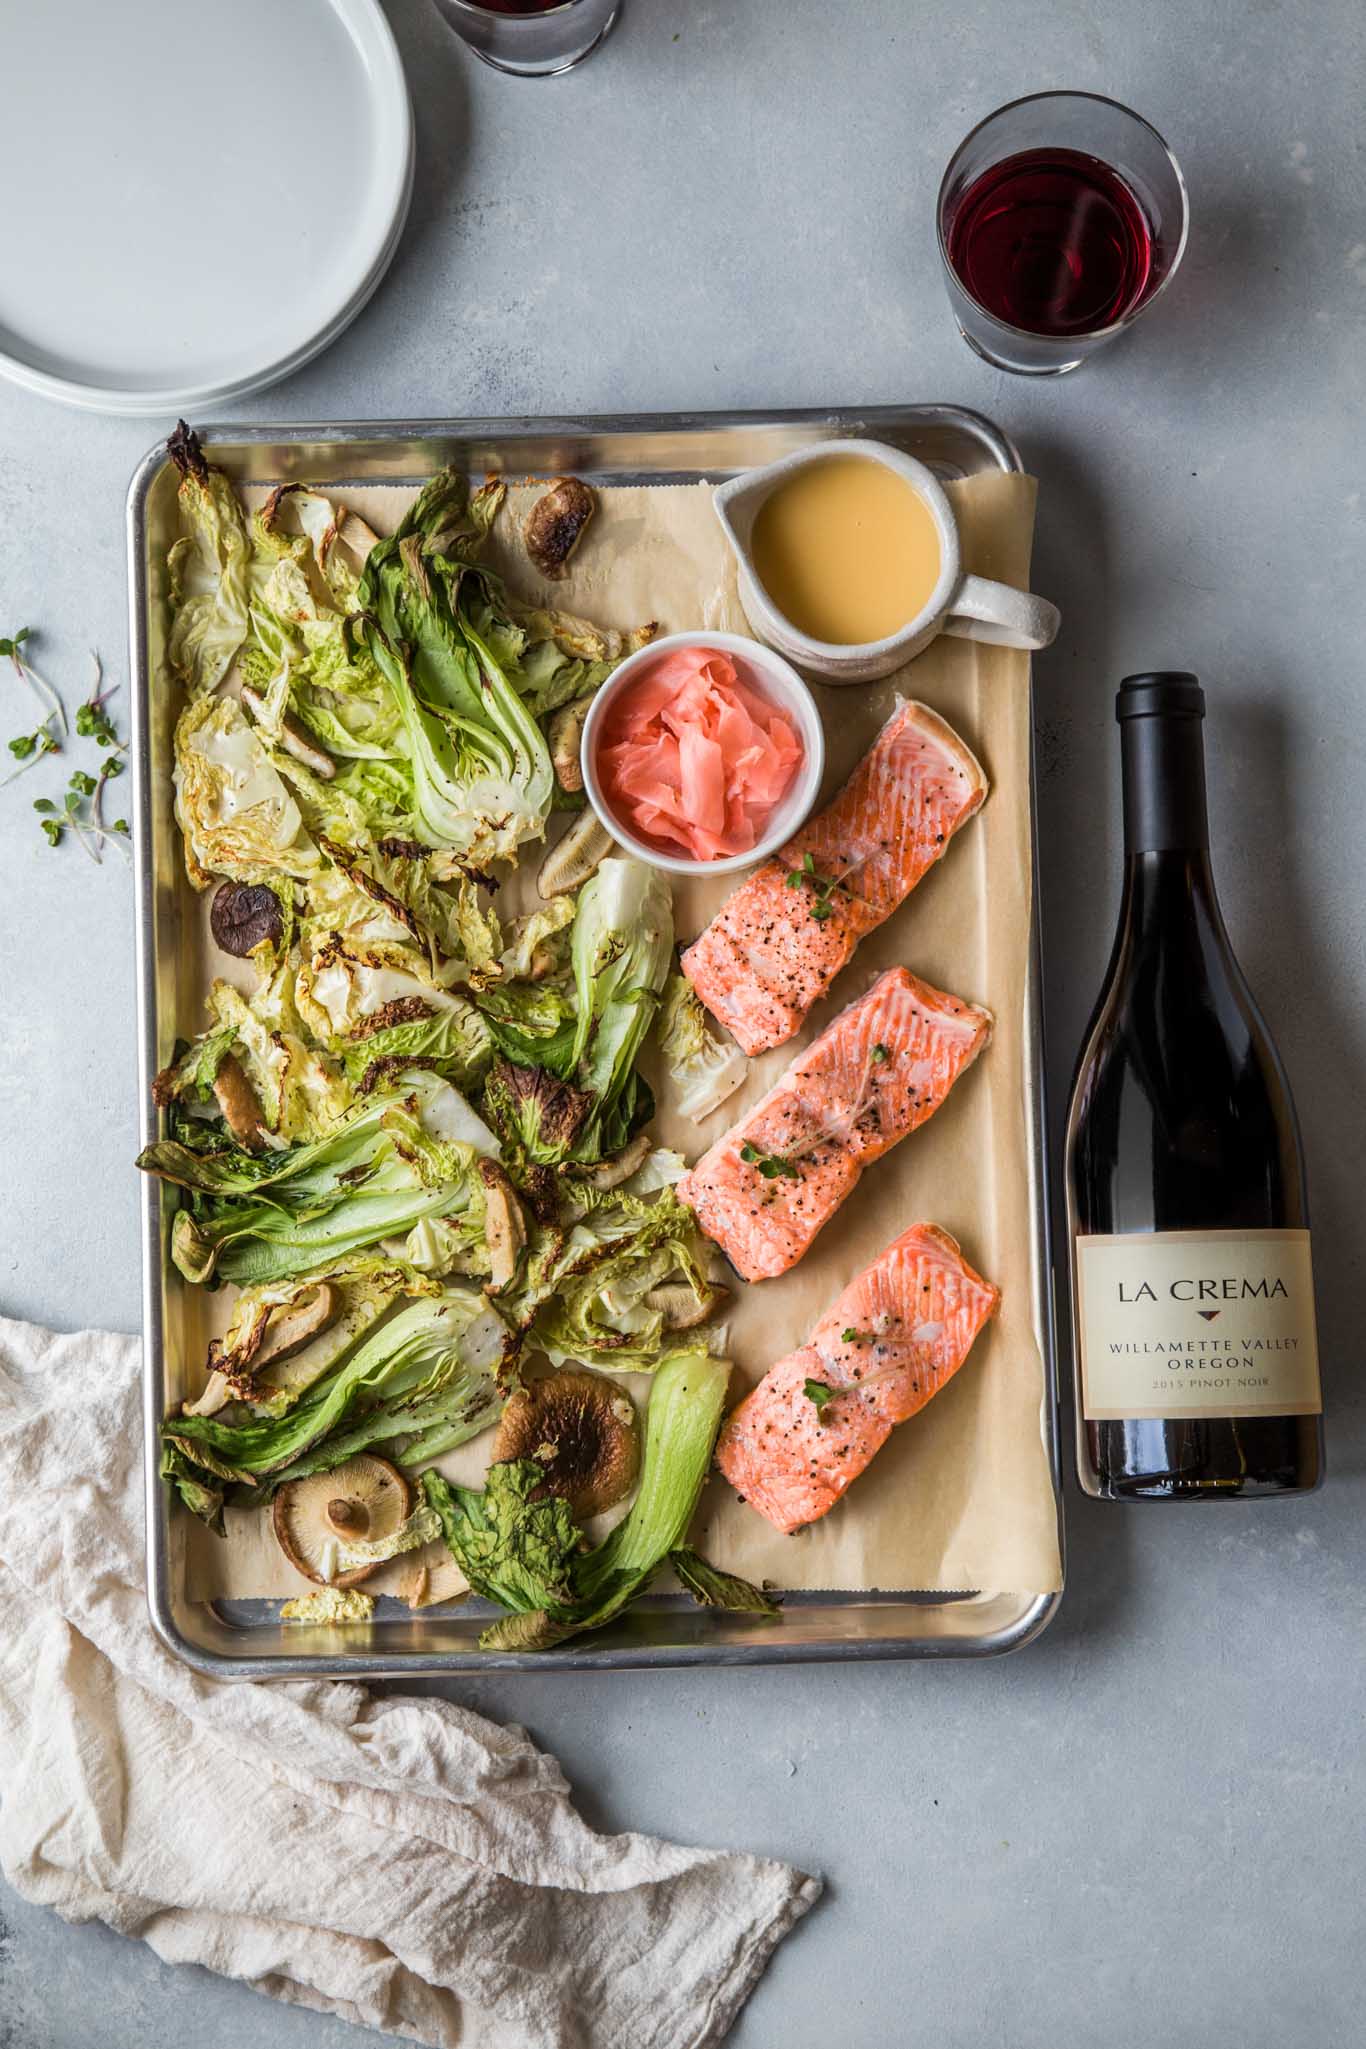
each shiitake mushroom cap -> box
[210,880,284,957]
[492,1370,639,1519]
[273,1452,411,1588]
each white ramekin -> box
[580,630,826,878]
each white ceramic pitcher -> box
[714,437,1060,683]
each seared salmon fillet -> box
[676,966,991,1281]
[681,699,987,1055]
[715,1222,1000,1533]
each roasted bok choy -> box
[139,1074,496,1287]
[163,1289,515,1529]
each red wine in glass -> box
[946,147,1155,337]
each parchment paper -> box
[183,471,1062,1603]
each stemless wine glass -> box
[937,91,1189,375]
[430,0,619,77]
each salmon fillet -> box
[676,966,991,1281]
[715,1222,1000,1534]
[681,699,987,1055]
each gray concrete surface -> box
[1,1,1364,2043]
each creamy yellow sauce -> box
[750,455,942,645]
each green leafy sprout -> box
[784,848,850,923]
[2,626,66,787]
[4,639,128,858]
[739,1140,799,1181]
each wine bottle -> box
[1065,673,1323,1500]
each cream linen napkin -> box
[0,1313,819,2048]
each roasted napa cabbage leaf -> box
[174,695,319,888]
[658,972,747,1121]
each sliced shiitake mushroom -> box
[537,808,614,899]
[547,698,590,793]
[492,1370,639,1520]
[241,684,337,779]
[273,1453,412,1587]
[479,1159,527,1293]
[212,1054,267,1150]
[256,1282,341,1370]
[210,880,284,957]
[644,1280,730,1331]
[570,1131,653,1191]
[523,477,596,581]
[187,1283,340,1417]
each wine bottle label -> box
[1075,1229,1322,1421]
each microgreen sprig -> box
[784,848,849,923]
[739,1140,799,1181]
[5,724,60,772]
[76,653,122,749]
[2,625,68,736]
[4,635,129,859]
[2,626,69,785]
[34,758,129,861]
[805,1353,905,1423]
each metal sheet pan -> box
[128,405,1064,1675]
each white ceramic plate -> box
[0,0,413,415]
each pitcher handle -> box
[943,574,1060,652]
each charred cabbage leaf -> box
[423,1459,581,1615]
[206,973,351,1143]
[357,471,554,864]
[294,927,494,1094]
[521,1187,717,1372]
[166,428,254,697]
[475,981,578,1075]
[658,972,747,1120]
[481,860,673,1170]
[483,1056,592,1169]
[174,695,319,888]
[153,967,352,1148]
[669,1549,780,1614]
[303,837,506,979]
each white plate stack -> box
[0,0,414,414]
